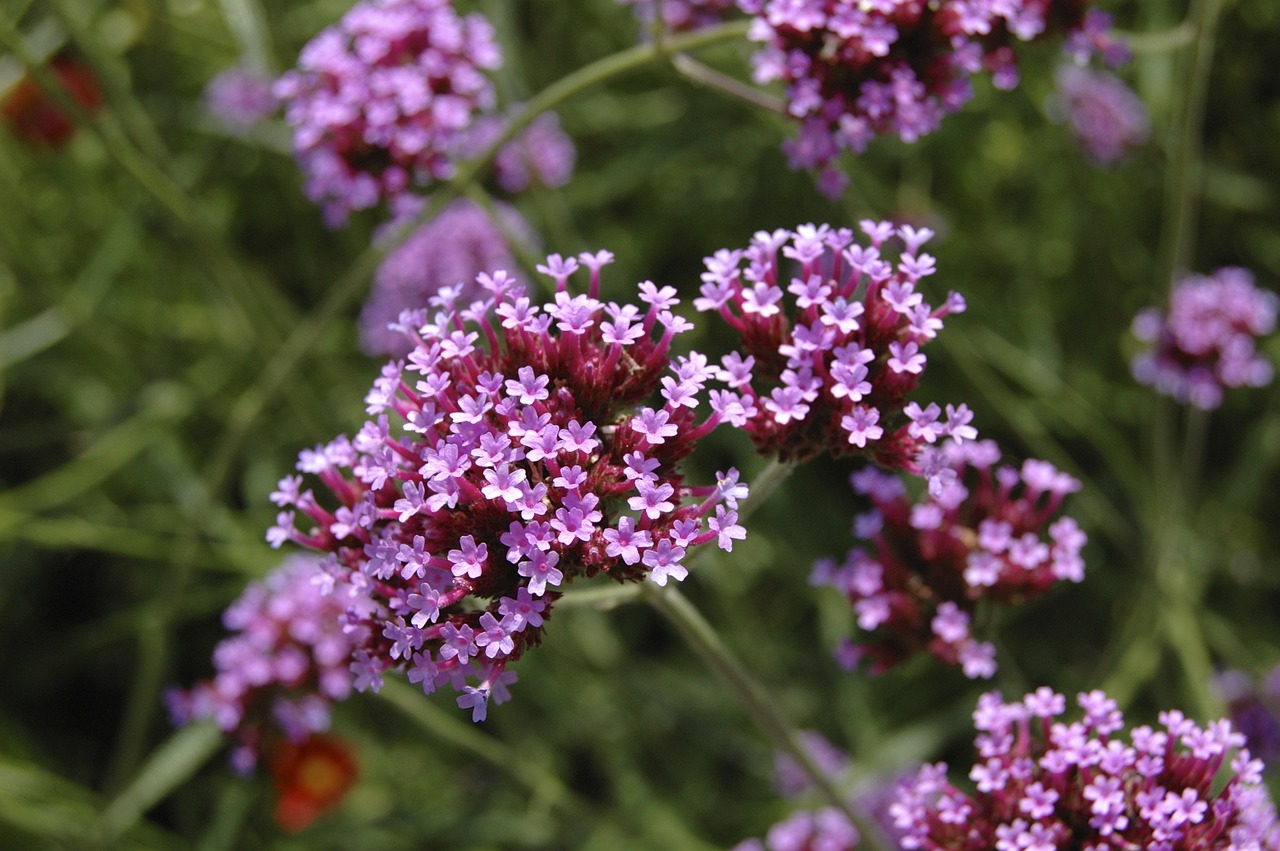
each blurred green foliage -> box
[1,0,1278,848]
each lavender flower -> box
[740,0,1104,195]
[1132,267,1278,410]
[814,441,1084,679]
[274,0,501,225]
[732,808,860,851]
[268,253,748,721]
[463,111,577,194]
[617,0,738,33]
[1216,667,1280,768]
[694,221,969,491]
[167,556,372,771]
[359,197,535,357]
[891,688,1280,849]
[1050,65,1149,164]
[204,65,278,134]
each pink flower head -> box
[266,251,748,720]
[275,0,501,224]
[1051,65,1149,165]
[814,440,1084,678]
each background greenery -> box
[1,0,1278,848]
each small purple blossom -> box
[203,65,277,133]
[1050,65,1149,164]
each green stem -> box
[669,53,785,114]
[643,584,891,851]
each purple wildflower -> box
[815,440,1084,678]
[462,110,577,194]
[695,222,969,492]
[166,556,373,769]
[1131,267,1278,410]
[618,0,738,33]
[274,0,501,224]
[204,65,277,134]
[1050,65,1149,164]
[359,197,535,357]
[1215,667,1280,768]
[891,688,1280,849]
[267,252,748,720]
[741,0,1109,195]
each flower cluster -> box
[891,688,1280,849]
[740,0,1101,195]
[1050,64,1149,165]
[204,65,278,134]
[268,252,749,722]
[694,221,970,489]
[732,808,860,851]
[813,440,1084,679]
[359,197,534,357]
[617,0,738,33]
[463,110,578,194]
[167,556,371,771]
[274,0,501,224]
[1131,267,1278,410]
[1216,667,1280,768]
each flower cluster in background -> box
[813,440,1084,679]
[1,53,103,149]
[739,0,1103,195]
[1049,64,1150,165]
[359,197,534,357]
[892,688,1280,848]
[268,734,359,834]
[274,0,501,225]
[464,110,577,194]
[167,556,372,771]
[695,221,970,490]
[267,254,750,722]
[203,65,278,135]
[616,0,738,33]
[1131,266,1278,410]
[1216,666,1280,768]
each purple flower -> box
[1050,65,1149,164]
[891,689,1280,849]
[695,222,968,492]
[742,0,1110,195]
[266,251,749,720]
[618,0,738,34]
[274,0,501,224]
[167,556,373,768]
[814,440,1084,678]
[203,65,277,133]
[462,110,577,193]
[1131,266,1277,410]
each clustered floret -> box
[732,808,860,851]
[1051,64,1149,165]
[813,440,1084,679]
[267,253,748,721]
[617,0,739,33]
[891,688,1280,849]
[359,196,534,357]
[204,65,278,134]
[463,110,578,194]
[1215,667,1280,769]
[1131,267,1277,410]
[694,221,970,491]
[274,0,501,224]
[167,556,372,771]
[739,0,1107,195]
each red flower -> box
[2,55,103,148]
[268,734,358,833]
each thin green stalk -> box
[669,53,785,114]
[643,584,891,851]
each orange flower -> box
[267,734,358,833]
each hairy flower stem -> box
[643,584,891,851]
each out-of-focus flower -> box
[892,688,1280,849]
[463,110,577,194]
[2,54,103,148]
[732,807,860,851]
[617,0,738,33]
[274,0,501,225]
[739,0,1108,195]
[268,734,358,833]
[694,221,969,493]
[1131,267,1277,410]
[268,252,749,722]
[1050,65,1149,164]
[204,65,278,134]
[1216,667,1280,768]
[813,441,1084,679]
[167,556,372,771]
[359,197,535,357]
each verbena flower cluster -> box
[617,0,738,33]
[464,110,578,194]
[694,221,970,490]
[274,0,501,224]
[268,254,750,722]
[167,556,371,771]
[359,196,534,357]
[1051,64,1149,165]
[733,807,860,851]
[739,0,1101,195]
[1216,667,1280,768]
[204,65,278,134]
[813,440,1084,679]
[891,688,1280,849]
[1131,267,1278,410]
